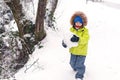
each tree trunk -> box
[35,0,47,42]
[46,0,58,28]
[5,0,25,38]
[50,0,58,16]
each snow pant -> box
[70,54,86,79]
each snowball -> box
[63,32,78,48]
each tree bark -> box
[35,0,47,42]
[5,0,25,38]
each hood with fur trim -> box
[70,11,88,26]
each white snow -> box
[14,0,120,80]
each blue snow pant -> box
[70,54,86,79]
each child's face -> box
[75,22,82,29]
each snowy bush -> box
[0,31,29,79]
[0,2,13,27]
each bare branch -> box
[24,58,39,73]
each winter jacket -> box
[69,27,89,56]
[69,11,89,56]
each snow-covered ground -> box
[14,0,120,80]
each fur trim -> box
[70,11,88,26]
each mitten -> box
[62,40,67,48]
[70,35,79,42]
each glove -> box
[70,35,79,42]
[62,40,67,48]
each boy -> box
[62,11,89,80]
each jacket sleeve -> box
[78,29,89,45]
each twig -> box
[24,58,39,73]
